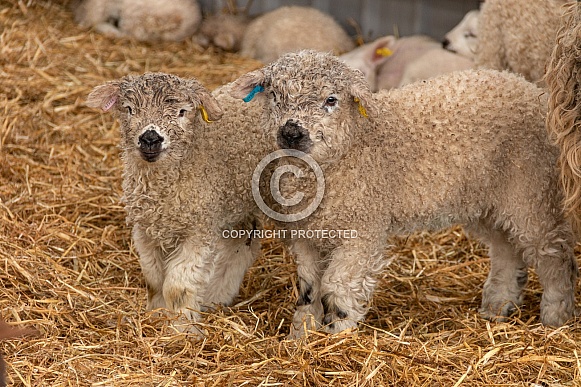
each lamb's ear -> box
[229,70,267,102]
[198,89,223,122]
[349,74,373,118]
[86,81,121,112]
[368,35,396,66]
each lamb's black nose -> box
[138,130,164,162]
[442,39,450,49]
[139,130,164,148]
[277,120,312,152]
[279,121,305,143]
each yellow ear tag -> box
[199,105,213,123]
[354,97,368,118]
[375,47,393,57]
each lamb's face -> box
[442,10,479,59]
[231,50,372,163]
[87,73,222,164]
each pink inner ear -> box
[102,96,117,112]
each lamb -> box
[545,2,581,237]
[230,50,578,337]
[72,0,202,42]
[374,35,441,90]
[341,34,472,91]
[442,9,480,59]
[240,6,355,63]
[339,36,397,92]
[196,12,251,52]
[87,73,271,333]
[398,48,473,87]
[475,0,569,84]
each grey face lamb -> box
[231,50,578,337]
[87,73,268,334]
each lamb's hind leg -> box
[524,224,577,326]
[468,225,528,322]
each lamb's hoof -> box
[162,308,207,338]
[540,299,574,327]
[479,301,517,323]
[287,313,321,340]
[322,312,357,334]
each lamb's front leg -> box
[288,239,325,339]
[162,239,214,333]
[203,235,261,307]
[132,226,166,310]
[320,242,385,334]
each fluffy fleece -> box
[231,50,578,336]
[72,0,201,41]
[546,2,581,236]
[475,0,569,84]
[240,6,355,63]
[87,73,270,332]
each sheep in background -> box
[240,6,355,63]
[475,0,570,84]
[196,12,251,52]
[398,48,473,87]
[442,9,480,59]
[339,36,396,92]
[72,0,202,42]
[375,35,441,90]
[342,34,473,91]
[195,0,253,52]
[87,73,271,333]
[546,2,581,236]
[231,51,577,337]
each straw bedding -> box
[0,1,580,385]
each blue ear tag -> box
[243,85,264,103]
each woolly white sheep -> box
[475,0,569,84]
[87,73,270,333]
[72,0,202,42]
[231,50,578,336]
[240,6,355,63]
[442,9,480,59]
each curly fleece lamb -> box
[546,2,581,238]
[475,0,570,84]
[87,73,271,333]
[231,50,578,337]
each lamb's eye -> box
[178,109,187,118]
[325,96,338,107]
